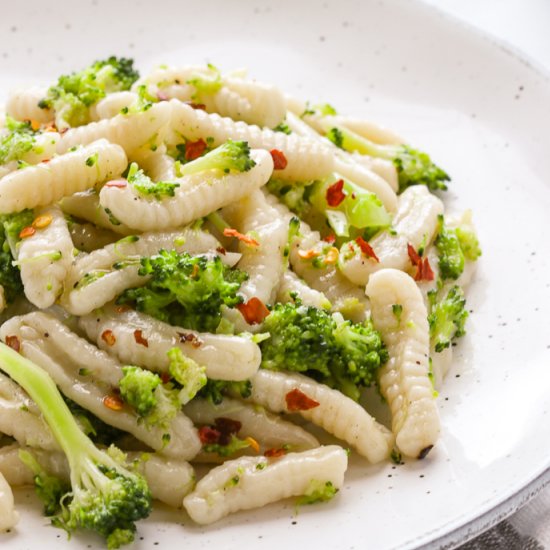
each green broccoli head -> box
[435,215,465,280]
[186,64,223,100]
[40,56,139,127]
[0,117,39,166]
[197,378,252,405]
[178,140,256,177]
[126,162,180,199]
[167,347,207,405]
[117,250,248,332]
[266,179,313,219]
[260,301,387,400]
[428,285,468,352]
[455,226,482,261]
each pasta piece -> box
[0,372,59,451]
[62,227,223,315]
[0,471,18,532]
[68,221,119,252]
[366,269,440,459]
[5,87,52,123]
[184,397,319,452]
[347,151,399,191]
[339,185,444,286]
[0,313,201,460]
[135,146,176,181]
[17,206,75,308]
[0,139,127,213]
[79,305,261,381]
[90,91,137,120]
[56,101,172,155]
[276,270,332,310]
[247,370,393,463]
[169,101,334,181]
[183,445,347,524]
[99,149,274,232]
[60,189,134,235]
[0,444,195,508]
[16,132,60,166]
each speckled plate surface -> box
[2,0,550,549]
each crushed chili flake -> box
[5,335,20,352]
[223,228,259,247]
[407,243,434,281]
[297,248,320,260]
[407,243,422,266]
[245,436,260,453]
[184,101,207,110]
[103,394,124,411]
[184,138,207,161]
[105,179,128,188]
[326,178,346,207]
[198,425,221,445]
[264,447,287,458]
[216,246,227,255]
[115,305,131,314]
[323,246,339,265]
[418,257,435,281]
[44,124,58,133]
[40,158,50,164]
[32,215,53,230]
[236,297,270,325]
[214,417,242,445]
[356,236,380,262]
[177,331,203,348]
[323,234,336,244]
[270,149,288,170]
[285,388,320,411]
[59,128,69,135]
[101,329,116,346]
[26,119,41,131]
[160,372,171,384]
[19,226,36,239]
[133,329,149,347]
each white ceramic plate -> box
[2,1,550,549]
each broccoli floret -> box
[266,179,313,219]
[434,215,464,280]
[455,226,482,261]
[260,301,387,400]
[186,64,222,100]
[18,449,70,516]
[177,140,256,176]
[325,124,449,193]
[203,434,252,457]
[0,117,39,166]
[428,286,468,352]
[0,344,152,548]
[295,480,338,506]
[126,162,180,199]
[118,250,247,332]
[167,347,207,405]
[40,56,139,127]
[198,379,252,405]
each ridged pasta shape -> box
[56,101,172,155]
[17,206,75,309]
[62,227,222,315]
[347,151,399,191]
[366,269,440,459]
[184,397,319,452]
[99,149,274,232]
[276,270,332,310]
[0,471,18,532]
[339,185,444,286]
[5,87,52,123]
[0,372,59,451]
[90,91,137,120]
[0,313,202,460]
[169,101,334,181]
[0,139,127,213]
[247,370,393,463]
[78,305,262,381]
[183,445,347,524]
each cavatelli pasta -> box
[0,470,18,532]
[5,87,52,123]
[276,270,332,310]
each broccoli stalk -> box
[428,285,468,352]
[177,140,256,176]
[0,343,152,548]
[324,123,450,193]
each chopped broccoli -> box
[19,449,70,516]
[177,140,256,176]
[39,56,139,127]
[260,301,387,401]
[167,347,207,405]
[455,226,482,261]
[203,434,252,457]
[117,250,247,332]
[197,379,252,405]
[301,102,338,118]
[0,117,39,166]
[428,285,468,352]
[266,179,313,219]
[0,343,152,548]
[126,162,180,199]
[186,64,222,100]
[295,480,338,506]
[272,121,292,134]
[325,124,449,193]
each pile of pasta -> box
[0,60,478,539]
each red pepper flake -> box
[356,236,380,262]
[326,179,346,207]
[236,297,270,325]
[160,372,171,384]
[156,91,169,101]
[59,128,69,135]
[177,332,203,348]
[270,149,288,170]
[285,388,320,411]
[103,394,124,411]
[216,246,227,255]
[133,329,149,347]
[184,101,206,110]
[40,158,50,164]
[184,139,207,161]
[264,447,287,458]
[5,335,21,353]
[323,234,336,244]
[223,228,259,247]
[105,179,128,188]
[115,305,131,314]
[245,436,260,453]
[297,248,320,260]
[44,124,58,133]
[25,119,41,131]
[198,425,221,445]
[101,329,116,346]
[19,226,36,239]
[214,417,242,445]
[407,243,435,282]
